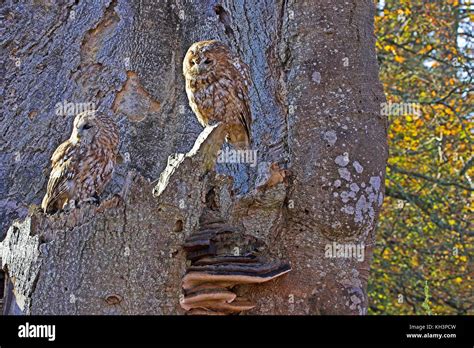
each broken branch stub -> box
[153,123,226,198]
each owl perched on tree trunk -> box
[41,110,120,214]
[183,40,252,149]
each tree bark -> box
[0,0,387,315]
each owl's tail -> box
[41,194,56,214]
[226,123,251,150]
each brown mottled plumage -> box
[41,110,120,214]
[183,40,252,149]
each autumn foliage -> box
[369,0,473,314]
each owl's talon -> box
[61,199,76,213]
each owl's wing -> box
[42,140,76,212]
[234,59,252,145]
[232,56,252,87]
[51,140,72,166]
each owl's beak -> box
[193,64,203,74]
[71,130,81,144]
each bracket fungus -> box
[180,211,291,315]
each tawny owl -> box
[41,110,120,214]
[183,40,252,149]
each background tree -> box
[369,0,473,314]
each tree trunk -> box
[0,0,387,315]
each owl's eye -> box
[83,123,93,130]
[203,58,212,65]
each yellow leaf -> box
[395,55,405,63]
[419,45,432,54]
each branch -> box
[389,165,473,191]
[459,155,473,177]
[384,185,473,237]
